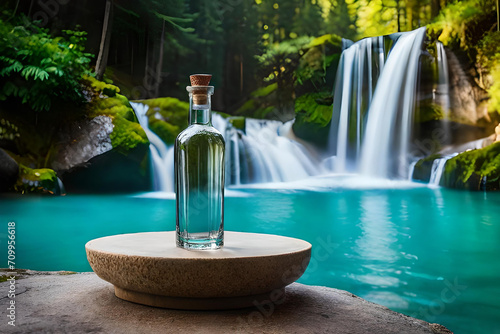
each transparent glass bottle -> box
[175,75,225,250]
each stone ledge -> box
[0,270,452,334]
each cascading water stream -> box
[130,102,175,192]
[408,161,417,181]
[223,118,322,184]
[328,36,386,172]
[429,154,458,186]
[328,27,427,179]
[130,102,322,191]
[435,41,451,116]
[360,28,426,178]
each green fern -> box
[21,66,49,81]
[0,15,94,112]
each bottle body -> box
[175,87,225,250]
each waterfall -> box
[429,154,457,186]
[435,41,452,147]
[435,42,451,115]
[328,36,386,172]
[329,28,427,179]
[130,102,322,190]
[222,117,322,184]
[130,102,174,192]
[360,28,426,178]
[408,161,417,181]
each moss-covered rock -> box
[228,117,246,132]
[89,94,148,154]
[292,92,333,148]
[56,91,151,193]
[14,164,62,195]
[415,100,444,123]
[441,142,500,190]
[412,154,442,183]
[235,83,280,120]
[83,75,120,98]
[136,97,189,145]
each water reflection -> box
[357,193,398,263]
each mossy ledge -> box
[89,93,149,154]
[412,154,442,183]
[441,142,500,190]
[14,164,62,195]
[135,97,189,145]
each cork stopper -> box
[189,74,212,105]
[190,74,212,86]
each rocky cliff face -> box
[447,50,490,125]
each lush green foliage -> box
[294,92,333,127]
[253,32,341,116]
[236,84,279,119]
[0,16,93,111]
[292,92,333,147]
[256,36,313,83]
[296,34,342,87]
[251,83,278,98]
[428,0,486,48]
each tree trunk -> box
[28,0,35,17]
[95,0,113,81]
[431,0,441,19]
[396,0,401,32]
[154,20,166,98]
[497,0,499,32]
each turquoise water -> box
[1,177,499,334]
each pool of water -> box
[1,175,499,334]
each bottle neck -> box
[189,95,212,125]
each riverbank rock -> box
[0,148,18,191]
[412,154,440,183]
[53,94,151,193]
[441,142,500,190]
[0,270,452,334]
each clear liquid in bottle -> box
[175,75,225,250]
